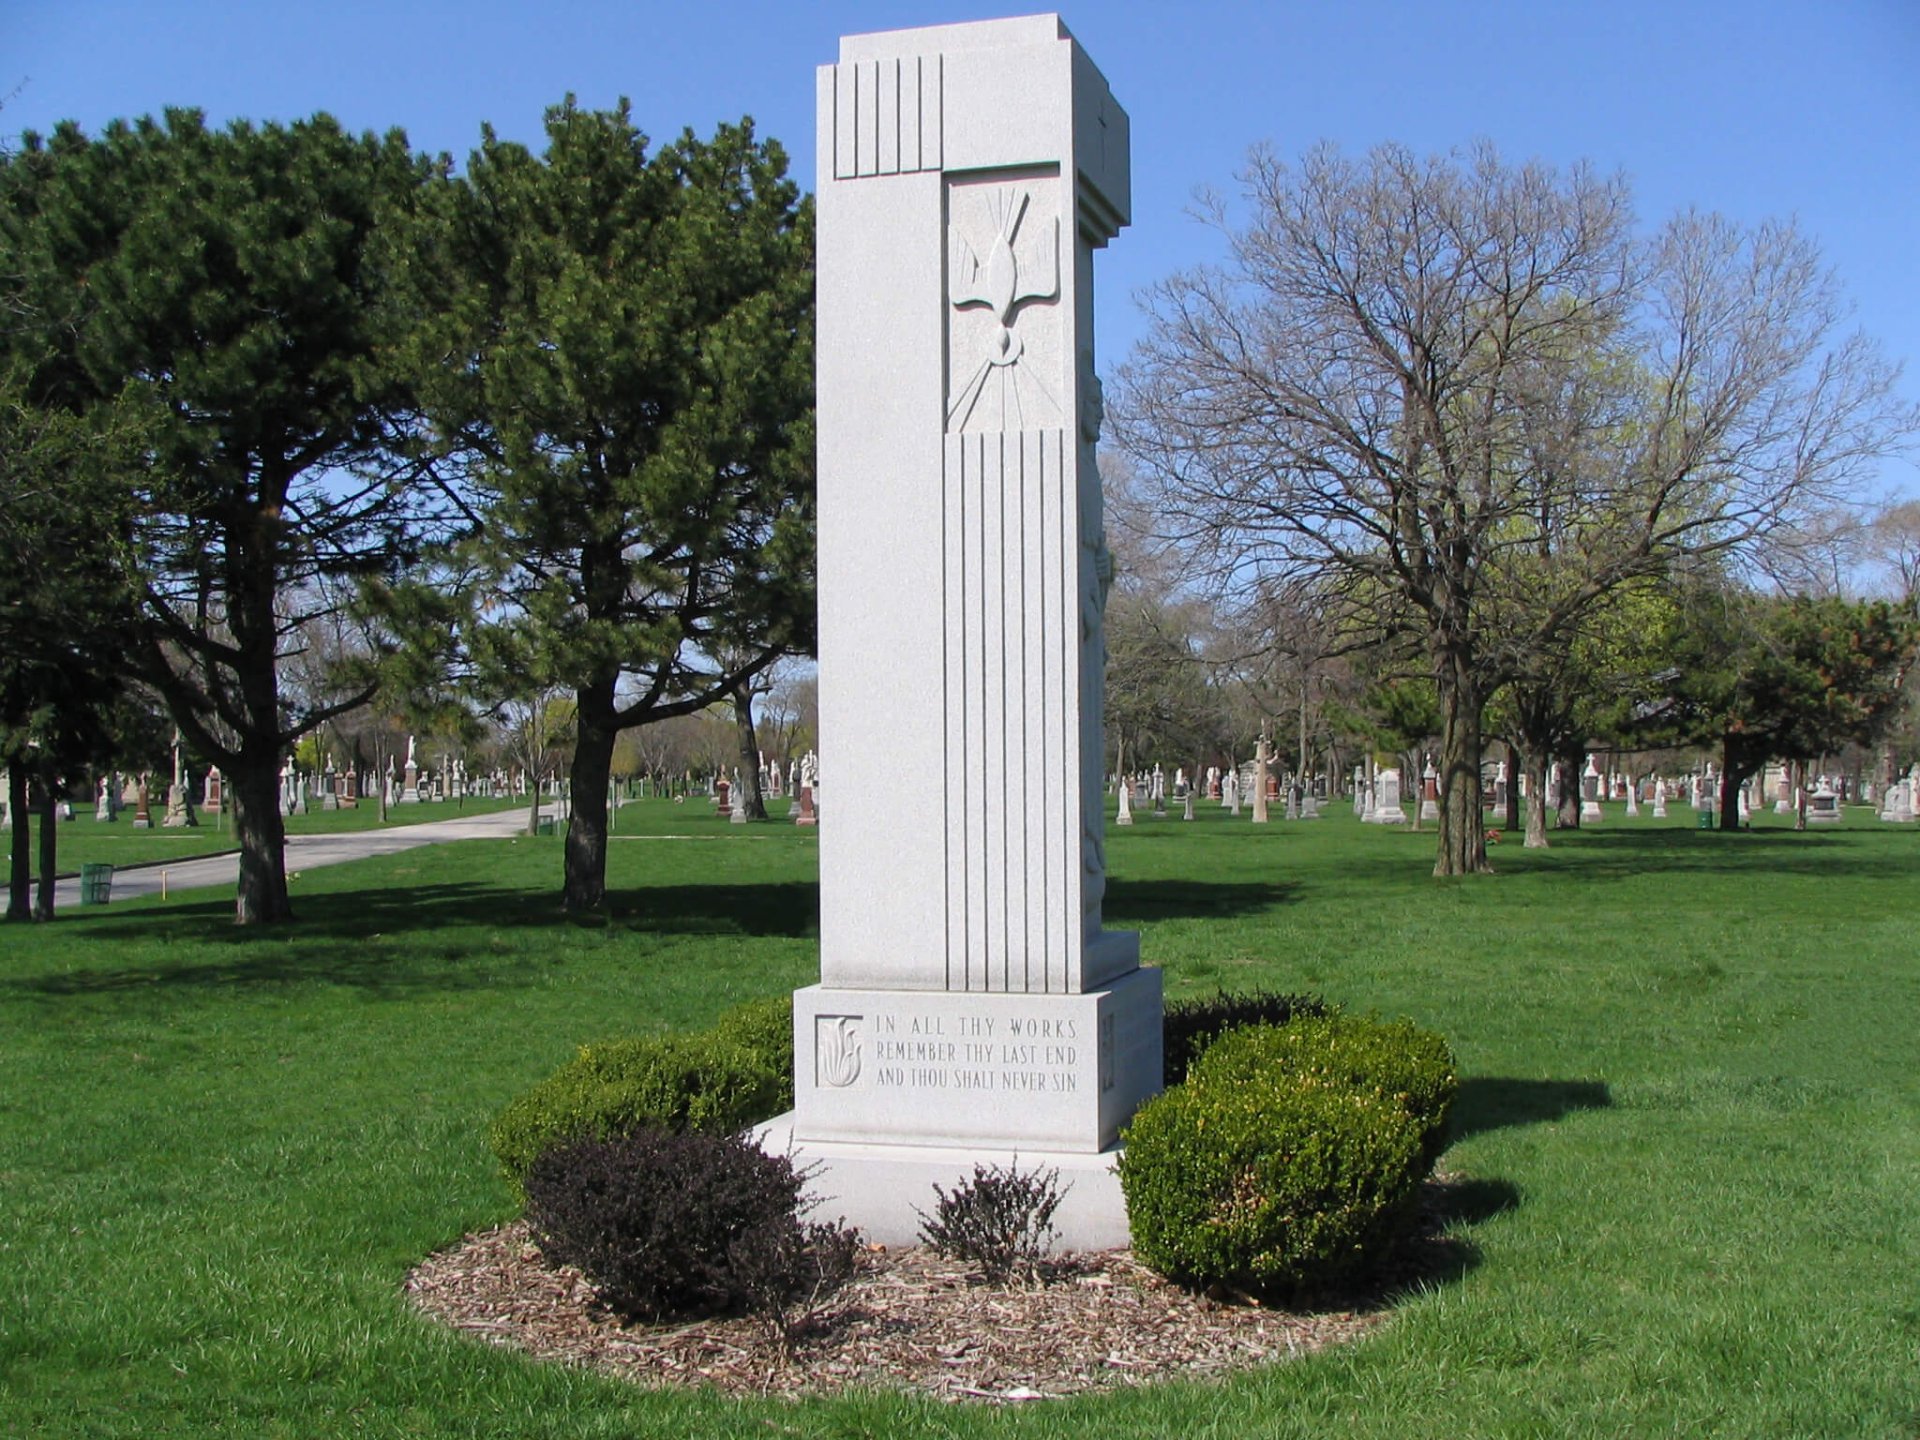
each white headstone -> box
[1372,767,1407,824]
[771,17,1157,1250]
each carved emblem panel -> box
[815,1014,863,1088]
[945,171,1064,434]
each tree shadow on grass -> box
[52,879,824,944]
[1495,826,1915,882]
[9,879,827,998]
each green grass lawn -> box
[3,800,1917,1437]
[30,795,527,874]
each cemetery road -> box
[49,806,538,912]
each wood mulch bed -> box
[404,1184,1476,1404]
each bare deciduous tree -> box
[1116,140,1917,875]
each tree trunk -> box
[1297,677,1311,780]
[1433,651,1491,877]
[1555,743,1583,830]
[231,756,293,924]
[6,766,29,921]
[564,682,617,912]
[1524,747,1551,848]
[1718,742,1753,832]
[1505,739,1523,833]
[732,682,767,821]
[33,778,56,920]
[1407,745,1423,833]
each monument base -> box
[753,1115,1134,1250]
[792,967,1162,1154]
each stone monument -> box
[1580,754,1603,822]
[765,15,1159,1249]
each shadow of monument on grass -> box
[1101,878,1299,923]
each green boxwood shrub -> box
[1119,1013,1458,1296]
[1193,1014,1457,1167]
[709,993,795,1111]
[1161,988,1331,1085]
[489,993,796,1187]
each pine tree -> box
[411,101,814,911]
[3,111,443,923]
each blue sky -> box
[11,1,1918,496]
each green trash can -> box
[80,863,114,905]
[1696,810,1716,830]
[536,818,556,837]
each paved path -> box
[55,805,541,911]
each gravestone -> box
[765,15,1158,1249]
[1370,768,1407,824]
[1580,755,1603,822]
[1418,760,1439,823]
[1807,779,1842,825]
